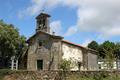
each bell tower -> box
[36,12,51,33]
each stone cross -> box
[11,56,18,70]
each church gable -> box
[27,32,53,54]
[27,31,63,70]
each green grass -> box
[0,69,12,80]
[65,72,120,80]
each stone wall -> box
[3,71,60,80]
[62,42,83,70]
[2,70,120,80]
[62,42,98,71]
[27,33,62,71]
[88,52,98,70]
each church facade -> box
[25,13,98,71]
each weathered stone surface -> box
[62,42,83,70]
[27,32,62,71]
[3,71,120,80]
[3,71,60,80]
[3,75,16,80]
[88,52,98,70]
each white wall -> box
[98,61,117,70]
[62,42,83,70]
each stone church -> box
[23,12,98,71]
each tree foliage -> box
[88,40,120,59]
[88,41,99,50]
[0,20,26,68]
[59,59,71,80]
[59,59,71,71]
[98,41,116,58]
[88,40,120,70]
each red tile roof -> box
[62,40,86,49]
[62,40,97,52]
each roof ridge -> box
[62,40,97,52]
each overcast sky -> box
[0,0,120,46]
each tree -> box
[59,59,71,71]
[59,59,71,80]
[0,20,26,68]
[103,46,116,70]
[88,41,99,50]
[114,42,120,59]
[98,41,115,58]
[88,40,120,69]
[98,41,120,70]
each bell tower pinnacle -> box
[36,12,51,33]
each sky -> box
[0,0,120,47]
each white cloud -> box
[76,0,120,37]
[18,0,120,37]
[99,26,120,38]
[50,20,62,35]
[64,26,78,36]
[18,0,80,17]
[81,39,92,47]
[18,0,46,17]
